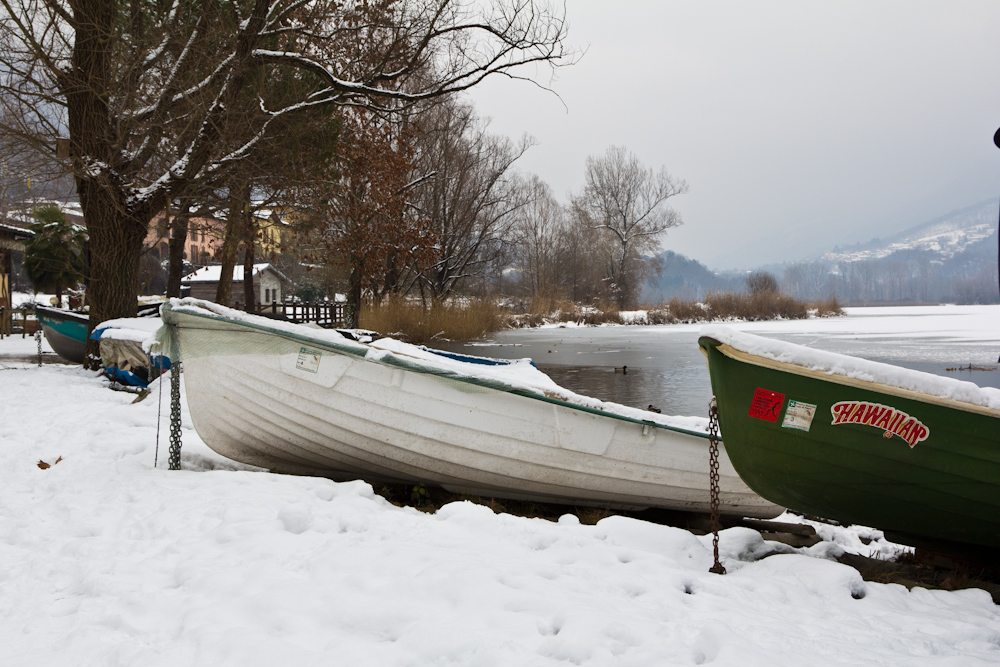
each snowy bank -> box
[1,360,999,666]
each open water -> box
[432,317,1000,418]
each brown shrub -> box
[666,296,710,322]
[749,291,809,320]
[698,290,809,321]
[506,300,622,326]
[646,308,675,325]
[703,291,744,319]
[579,302,622,325]
[508,290,823,329]
[360,297,504,344]
[813,296,845,317]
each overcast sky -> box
[466,0,1000,270]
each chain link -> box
[35,329,42,367]
[168,361,182,470]
[708,397,726,575]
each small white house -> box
[181,263,289,308]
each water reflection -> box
[534,363,713,417]
[433,326,718,416]
[431,323,1000,419]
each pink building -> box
[145,214,226,264]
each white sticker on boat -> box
[830,400,929,448]
[782,400,817,432]
[296,347,321,373]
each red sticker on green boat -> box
[830,401,929,448]
[749,388,785,422]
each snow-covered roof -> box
[0,221,34,237]
[181,263,289,284]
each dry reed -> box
[365,289,838,341]
[644,291,813,323]
[812,295,845,317]
[360,297,504,344]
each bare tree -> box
[510,175,564,298]
[409,99,534,302]
[746,270,778,295]
[572,146,688,308]
[0,0,571,364]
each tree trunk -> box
[345,263,362,329]
[242,232,255,313]
[216,184,246,306]
[67,0,148,367]
[167,208,192,298]
[80,194,147,367]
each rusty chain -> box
[168,361,182,470]
[708,397,726,575]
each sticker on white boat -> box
[296,347,322,373]
[830,401,929,448]
[782,400,817,432]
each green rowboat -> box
[698,325,1000,555]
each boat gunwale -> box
[35,305,90,326]
[699,336,1000,419]
[162,302,711,440]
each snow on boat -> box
[157,299,781,517]
[92,317,171,387]
[37,302,165,368]
[699,325,1000,554]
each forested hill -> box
[775,199,997,305]
[642,251,742,302]
[644,199,999,305]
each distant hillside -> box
[823,199,997,264]
[779,199,999,305]
[642,251,742,302]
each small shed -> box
[181,263,289,308]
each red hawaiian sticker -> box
[831,400,929,448]
[749,388,785,422]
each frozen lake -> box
[435,305,1000,417]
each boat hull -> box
[35,306,88,364]
[699,335,1000,552]
[162,304,781,517]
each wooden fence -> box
[255,301,346,328]
[0,306,39,338]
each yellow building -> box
[254,209,295,259]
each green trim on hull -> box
[36,307,88,364]
[160,301,710,440]
[699,335,1000,554]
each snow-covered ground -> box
[2,308,1000,665]
[0,330,53,359]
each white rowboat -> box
[158,299,781,518]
